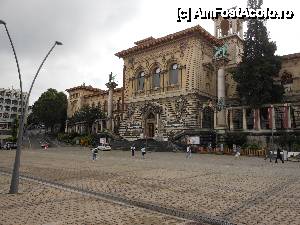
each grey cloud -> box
[0,0,140,103]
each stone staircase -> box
[130,138,182,152]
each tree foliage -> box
[232,0,284,107]
[69,105,105,134]
[225,132,248,148]
[32,88,67,131]
[275,133,298,152]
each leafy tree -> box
[225,132,247,148]
[232,0,284,107]
[32,88,67,132]
[70,105,105,134]
[275,133,297,152]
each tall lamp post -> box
[0,19,62,194]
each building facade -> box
[65,84,123,134]
[66,17,300,144]
[114,17,300,143]
[0,88,27,145]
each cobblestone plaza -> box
[0,148,299,225]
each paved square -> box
[0,147,299,225]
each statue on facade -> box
[214,44,228,59]
[109,72,116,83]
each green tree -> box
[70,105,105,134]
[225,132,247,148]
[232,0,284,107]
[32,88,67,132]
[275,133,297,152]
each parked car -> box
[96,143,111,151]
[41,142,50,148]
[3,142,17,150]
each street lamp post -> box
[9,41,62,194]
[0,19,62,194]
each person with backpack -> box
[92,147,98,160]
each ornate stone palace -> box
[66,16,300,144]
[65,83,123,134]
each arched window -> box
[170,63,179,85]
[153,67,161,88]
[137,71,145,91]
[202,107,214,129]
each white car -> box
[96,143,111,151]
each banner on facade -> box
[268,107,273,129]
[283,105,289,129]
[100,138,106,144]
[188,136,200,145]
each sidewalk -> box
[0,175,187,225]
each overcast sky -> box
[1,0,299,105]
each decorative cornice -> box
[115,25,222,58]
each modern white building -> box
[0,88,28,145]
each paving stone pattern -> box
[0,147,299,225]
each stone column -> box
[215,58,229,129]
[217,67,226,127]
[95,120,98,134]
[200,110,203,128]
[271,105,276,130]
[65,120,68,133]
[254,109,261,130]
[214,111,217,129]
[229,109,234,130]
[106,81,118,132]
[242,108,247,130]
[287,104,292,129]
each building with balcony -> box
[0,88,28,145]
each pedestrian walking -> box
[235,145,241,159]
[91,147,98,160]
[275,148,284,163]
[141,146,146,159]
[220,143,224,154]
[208,142,212,153]
[186,145,192,158]
[264,145,273,162]
[131,145,136,157]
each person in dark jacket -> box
[131,145,135,157]
[275,148,284,163]
[264,144,273,162]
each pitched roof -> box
[115,25,221,58]
[65,85,103,93]
[83,87,123,98]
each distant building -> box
[0,88,28,145]
[65,84,123,134]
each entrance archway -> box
[145,112,156,138]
